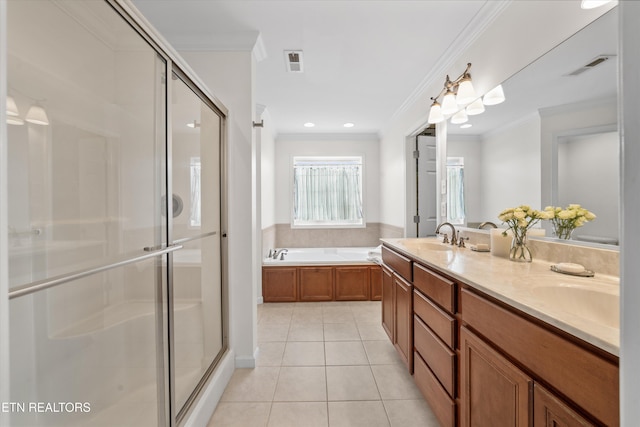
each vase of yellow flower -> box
[498,205,548,262]
[543,204,596,240]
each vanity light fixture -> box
[427,63,506,125]
[428,63,477,123]
[465,98,485,115]
[451,109,468,124]
[581,0,612,9]
[25,102,49,125]
[482,84,506,106]
[6,96,25,125]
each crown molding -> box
[388,0,512,127]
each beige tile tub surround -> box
[265,222,403,251]
[209,301,439,427]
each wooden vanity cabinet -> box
[533,383,594,427]
[412,262,458,427]
[381,265,394,340]
[459,326,532,427]
[380,242,619,427]
[393,272,413,371]
[461,288,618,426]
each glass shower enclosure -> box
[4,1,227,425]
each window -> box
[190,157,201,227]
[447,157,465,225]
[292,157,364,227]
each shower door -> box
[169,71,225,422]
[5,1,226,426]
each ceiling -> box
[132,0,492,136]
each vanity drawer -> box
[413,263,455,313]
[414,315,456,397]
[414,351,455,427]
[414,289,456,348]
[382,246,412,282]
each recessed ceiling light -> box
[460,123,472,129]
[343,122,355,128]
[304,122,315,128]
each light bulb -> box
[25,103,49,125]
[581,0,612,9]
[441,89,458,115]
[427,101,444,124]
[466,98,485,115]
[7,96,20,117]
[483,85,506,106]
[451,109,468,124]
[456,78,476,105]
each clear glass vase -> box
[553,224,575,240]
[509,228,532,262]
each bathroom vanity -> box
[380,238,619,427]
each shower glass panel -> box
[7,0,169,425]
[170,75,224,416]
[9,258,167,426]
[6,0,167,290]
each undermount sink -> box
[529,281,619,329]
[398,239,452,252]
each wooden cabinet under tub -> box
[262,264,382,302]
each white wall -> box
[274,134,380,225]
[260,108,276,229]
[480,114,541,222]
[620,2,640,424]
[557,131,618,241]
[379,1,616,231]
[179,51,257,368]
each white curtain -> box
[294,164,363,223]
[447,165,465,224]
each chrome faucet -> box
[435,222,457,245]
[273,248,288,259]
[478,221,498,229]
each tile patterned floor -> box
[207,301,440,427]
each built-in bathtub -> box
[262,247,382,302]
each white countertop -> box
[381,237,620,356]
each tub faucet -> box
[273,248,288,259]
[435,222,457,245]
[478,221,498,229]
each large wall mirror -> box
[447,7,618,246]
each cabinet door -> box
[394,273,413,372]
[381,265,394,340]
[460,326,532,427]
[262,267,297,302]
[298,267,334,301]
[370,265,382,300]
[533,384,594,427]
[335,266,370,301]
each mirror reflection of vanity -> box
[446,7,619,245]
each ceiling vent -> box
[566,54,615,76]
[284,50,304,73]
